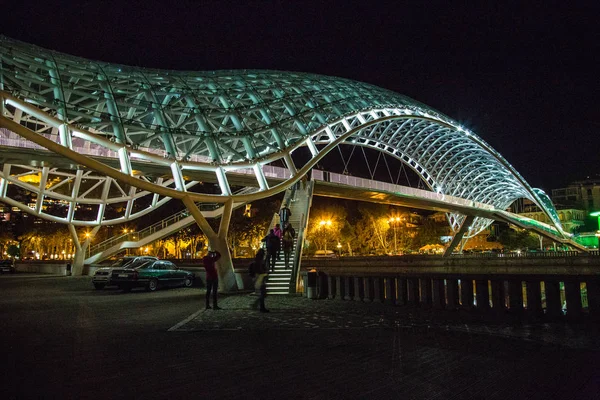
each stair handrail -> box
[289,180,314,293]
[90,186,258,254]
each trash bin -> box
[65,263,72,276]
[306,270,317,299]
[317,271,328,299]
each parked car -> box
[0,259,15,274]
[92,256,158,290]
[110,259,194,292]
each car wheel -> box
[147,278,158,292]
[93,283,105,290]
[184,276,193,288]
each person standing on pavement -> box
[279,203,291,227]
[251,248,269,313]
[203,248,221,310]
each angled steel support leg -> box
[443,215,474,257]
[70,224,101,276]
[182,196,238,292]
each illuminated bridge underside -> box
[0,36,566,238]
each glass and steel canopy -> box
[0,36,566,237]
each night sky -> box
[3,1,599,191]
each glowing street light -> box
[319,220,332,251]
[388,216,403,255]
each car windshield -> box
[109,258,134,268]
[135,261,154,270]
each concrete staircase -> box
[265,182,312,295]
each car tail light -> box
[132,270,138,280]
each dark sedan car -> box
[92,256,158,289]
[110,259,194,292]
[0,259,15,274]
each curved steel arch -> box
[0,36,565,238]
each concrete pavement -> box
[2,274,600,399]
[175,293,600,350]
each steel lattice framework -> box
[0,36,566,238]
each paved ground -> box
[1,274,600,399]
[177,294,600,350]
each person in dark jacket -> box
[282,223,296,269]
[279,204,291,227]
[251,248,269,313]
[203,249,221,310]
[262,229,280,273]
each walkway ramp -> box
[86,188,257,264]
[265,181,314,295]
[494,210,588,252]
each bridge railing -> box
[0,131,293,179]
[89,203,218,255]
[449,251,586,258]
[312,169,495,210]
[307,266,600,322]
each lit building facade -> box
[552,176,600,214]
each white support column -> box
[70,224,101,276]
[283,153,298,175]
[125,185,136,219]
[117,147,133,176]
[97,177,112,224]
[215,167,232,196]
[67,169,83,223]
[181,196,217,242]
[325,126,336,142]
[35,167,49,214]
[443,215,475,257]
[306,137,319,157]
[181,196,238,292]
[0,165,10,197]
[170,161,186,192]
[58,123,72,148]
[217,198,234,241]
[253,164,268,190]
[341,118,352,130]
[151,177,163,207]
[215,198,237,292]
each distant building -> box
[511,176,599,233]
[551,175,600,213]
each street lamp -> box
[388,217,402,255]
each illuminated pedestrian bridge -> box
[0,36,582,286]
